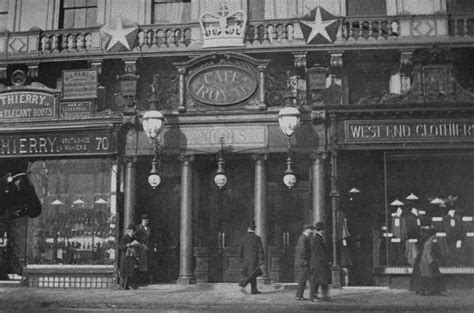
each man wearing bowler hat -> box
[134,214,152,285]
[310,221,332,302]
[239,220,264,294]
[295,223,315,300]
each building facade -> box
[0,0,473,288]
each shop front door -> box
[267,182,311,282]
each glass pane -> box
[63,0,76,9]
[383,154,474,267]
[153,3,168,22]
[75,0,86,7]
[0,13,7,30]
[63,10,75,29]
[87,0,98,7]
[346,0,386,16]
[0,0,8,12]
[85,7,97,27]
[26,159,116,265]
[74,8,86,28]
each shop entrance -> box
[197,156,254,282]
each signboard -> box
[188,66,257,106]
[177,125,266,149]
[344,119,474,143]
[0,91,56,121]
[59,101,94,118]
[62,69,98,99]
[0,130,116,157]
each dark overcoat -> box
[295,233,311,280]
[119,234,137,277]
[134,224,151,272]
[310,233,331,285]
[420,235,442,278]
[240,231,264,277]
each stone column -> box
[177,154,196,284]
[252,153,270,284]
[123,157,137,231]
[311,152,327,224]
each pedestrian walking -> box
[419,227,445,295]
[295,223,314,301]
[134,214,152,285]
[309,221,332,302]
[239,220,264,294]
[118,224,140,290]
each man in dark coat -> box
[134,214,152,285]
[295,223,314,300]
[310,221,332,302]
[119,224,139,290]
[239,220,264,294]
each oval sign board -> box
[188,66,257,106]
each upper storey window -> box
[153,0,191,24]
[60,0,98,29]
[0,0,8,30]
[346,0,386,16]
[447,0,474,13]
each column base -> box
[331,265,342,289]
[177,276,196,285]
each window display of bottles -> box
[27,159,116,266]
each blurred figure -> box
[119,224,139,290]
[310,222,332,302]
[239,220,264,295]
[295,224,314,301]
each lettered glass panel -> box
[26,159,116,265]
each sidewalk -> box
[1,281,474,312]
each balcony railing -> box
[341,16,400,40]
[448,14,474,36]
[9,14,474,56]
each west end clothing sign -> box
[345,119,474,143]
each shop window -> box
[153,0,191,24]
[26,159,116,265]
[346,0,386,16]
[59,0,98,29]
[0,0,8,30]
[380,153,474,268]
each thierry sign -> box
[0,91,56,121]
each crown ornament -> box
[199,2,247,48]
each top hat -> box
[315,221,325,230]
[303,223,315,230]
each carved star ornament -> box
[100,17,139,52]
[300,6,339,44]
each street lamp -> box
[143,96,164,189]
[278,88,300,189]
[214,137,227,189]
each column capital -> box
[89,60,102,75]
[292,52,307,72]
[27,63,39,80]
[178,154,195,163]
[251,153,268,162]
[124,58,138,74]
[123,156,138,164]
[310,152,328,161]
